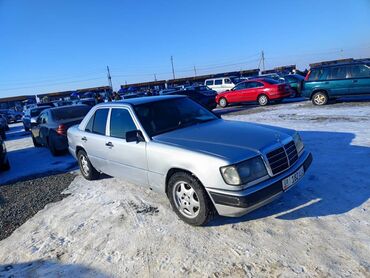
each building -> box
[36,86,112,102]
[120,69,260,91]
[0,95,36,111]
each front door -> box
[104,108,149,186]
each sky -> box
[0,0,369,97]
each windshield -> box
[134,97,219,137]
[51,105,90,121]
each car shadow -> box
[0,260,110,277]
[4,124,29,142]
[208,130,370,226]
[333,95,370,104]
[0,147,78,185]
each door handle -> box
[81,136,87,142]
[105,142,114,147]
[324,81,329,84]
[353,79,358,83]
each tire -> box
[48,138,58,156]
[1,159,10,171]
[31,134,41,147]
[218,97,228,108]
[167,172,214,226]
[77,150,100,180]
[258,94,269,106]
[312,91,328,106]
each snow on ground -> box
[1,100,370,277]
[0,123,77,185]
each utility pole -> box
[107,66,113,91]
[171,56,176,79]
[154,73,157,81]
[193,66,197,77]
[258,51,265,72]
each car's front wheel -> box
[312,91,328,105]
[168,172,214,226]
[78,150,100,180]
[218,97,228,108]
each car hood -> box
[153,119,295,163]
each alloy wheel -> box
[313,93,327,105]
[172,181,200,219]
[80,154,90,176]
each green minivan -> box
[302,61,370,105]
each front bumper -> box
[208,151,313,217]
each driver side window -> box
[234,82,246,91]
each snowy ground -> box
[0,123,77,185]
[1,100,370,277]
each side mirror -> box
[126,130,145,143]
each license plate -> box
[282,166,304,191]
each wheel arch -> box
[165,168,205,196]
[310,89,328,100]
[75,145,86,157]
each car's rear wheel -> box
[168,172,214,226]
[78,150,100,180]
[218,97,228,108]
[48,138,58,156]
[312,91,328,105]
[258,94,269,106]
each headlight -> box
[293,132,304,155]
[220,156,268,186]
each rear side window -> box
[327,66,347,80]
[215,79,222,85]
[350,64,370,78]
[308,68,330,81]
[92,108,109,135]
[205,80,213,86]
[224,78,232,84]
[110,109,137,139]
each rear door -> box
[104,108,149,186]
[213,79,223,93]
[348,64,370,95]
[83,108,110,173]
[245,81,264,101]
[326,66,351,96]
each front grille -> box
[266,141,298,175]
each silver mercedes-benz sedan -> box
[67,95,312,226]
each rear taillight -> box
[305,70,311,81]
[56,124,67,135]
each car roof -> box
[48,104,89,111]
[96,95,186,107]
[311,61,367,69]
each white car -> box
[204,77,235,93]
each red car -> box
[215,78,292,107]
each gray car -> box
[67,96,312,225]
